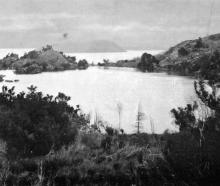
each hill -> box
[158,33,220,77]
[54,40,125,53]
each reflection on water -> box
[0,67,196,133]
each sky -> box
[0,0,219,50]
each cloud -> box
[0,18,54,31]
[0,0,219,49]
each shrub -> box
[80,131,102,149]
[171,103,197,131]
[178,47,189,56]
[27,50,39,59]
[137,53,158,72]
[0,86,88,159]
[78,59,89,69]
[194,37,204,48]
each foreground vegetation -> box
[0,76,220,185]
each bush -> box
[171,103,197,131]
[80,131,102,149]
[178,47,189,56]
[78,59,89,69]
[27,50,39,59]
[194,37,204,48]
[0,86,88,159]
[137,53,158,72]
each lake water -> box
[66,50,164,64]
[0,67,196,134]
[0,48,163,64]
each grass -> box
[1,128,220,185]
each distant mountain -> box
[86,40,125,53]
[54,40,125,53]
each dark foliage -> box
[168,50,220,78]
[0,86,88,159]
[163,131,220,185]
[101,126,119,153]
[178,47,189,56]
[77,59,89,69]
[168,58,220,184]
[194,37,204,48]
[42,45,53,52]
[171,103,197,131]
[199,50,220,82]
[26,50,39,59]
[137,53,159,72]
[0,53,19,69]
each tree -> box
[171,78,220,147]
[117,102,122,130]
[42,45,53,52]
[78,59,89,69]
[194,37,203,48]
[137,53,158,72]
[27,50,39,59]
[171,103,197,131]
[199,50,220,82]
[135,103,145,134]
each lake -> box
[0,48,163,64]
[0,67,195,133]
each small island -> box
[0,45,89,74]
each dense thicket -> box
[167,49,220,78]
[137,53,159,72]
[0,86,88,159]
[169,58,220,184]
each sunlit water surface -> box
[0,49,163,64]
[0,67,195,133]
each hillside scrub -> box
[0,45,89,74]
[159,34,220,77]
